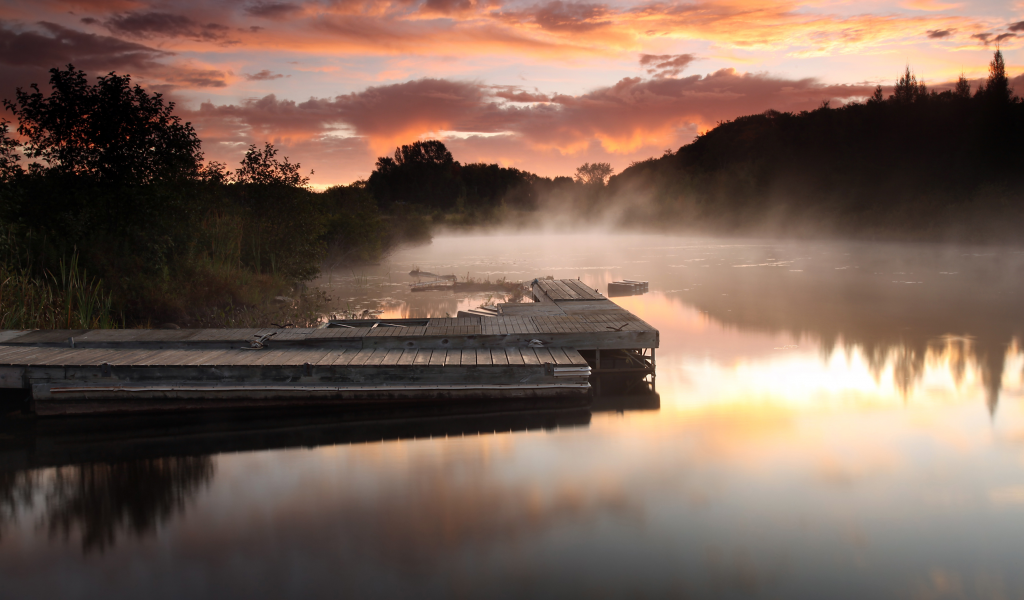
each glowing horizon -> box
[0,0,1021,186]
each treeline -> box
[362,50,1024,241]
[364,141,614,223]
[605,50,1024,240]
[0,66,402,328]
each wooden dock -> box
[0,279,658,416]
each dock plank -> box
[413,349,432,365]
[534,347,554,364]
[0,346,51,363]
[348,348,377,366]
[521,348,541,365]
[380,348,404,366]
[548,347,573,365]
[429,349,447,366]
[505,347,525,365]
[365,348,390,366]
[564,348,588,366]
[396,349,418,366]
[491,347,508,365]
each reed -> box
[0,252,118,329]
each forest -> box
[604,50,1023,239]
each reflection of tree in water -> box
[0,470,38,541]
[43,457,214,553]
[831,336,1016,412]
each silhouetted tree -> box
[977,49,1013,104]
[0,121,19,181]
[869,85,884,104]
[574,162,614,185]
[891,65,927,104]
[954,73,972,99]
[2,65,202,185]
[393,140,454,167]
[367,140,462,210]
[234,142,310,187]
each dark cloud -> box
[332,78,512,138]
[0,22,169,70]
[164,67,228,88]
[422,0,475,14]
[972,32,991,44]
[80,17,98,25]
[639,53,697,78]
[491,86,551,102]
[184,71,876,158]
[245,69,285,81]
[1009,21,1024,33]
[529,1,611,33]
[105,12,231,41]
[245,2,304,19]
[926,29,953,39]
[0,22,231,99]
[994,33,1016,43]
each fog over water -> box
[3,232,1024,599]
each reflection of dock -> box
[0,280,658,416]
[0,406,592,471]
[0,390,660,471]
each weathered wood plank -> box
[552,280,580,300]
[429,349,447,366]
[396,349,418,366]
[505,347,525,365]
[413,349,432,365]
[549,347,573,365]
[491,347,508,365]
[534,347,554,364]
[521,347,541,365]
[365,348,390,366]
[380,348,404,366]
[564,347,589,366]
[0,346,53,363]
[348,348,377,366]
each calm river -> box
[3,232,1024,599]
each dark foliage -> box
[369,140,461,210]
[3,65,202,185]
[368,139,585,216]
[0,66,388,326]
[606,51,1023,240]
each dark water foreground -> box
[3,233,1024,599]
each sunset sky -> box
[0,0,1021,186]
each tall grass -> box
[0,252,119,329]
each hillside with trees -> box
[605,50,1024,240]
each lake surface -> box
[3,233,1024,599]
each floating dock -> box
[607,280,649,297]
[0,279,657,416]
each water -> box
[3,233,1024,599]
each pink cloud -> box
[183,69,878,184]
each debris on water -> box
[409,268,457,280]
[608,280,649,297]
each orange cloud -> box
[9,0,979,61]
[181,68,878,183]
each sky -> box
[0,0,1021,186]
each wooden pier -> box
[0,279,658,416]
